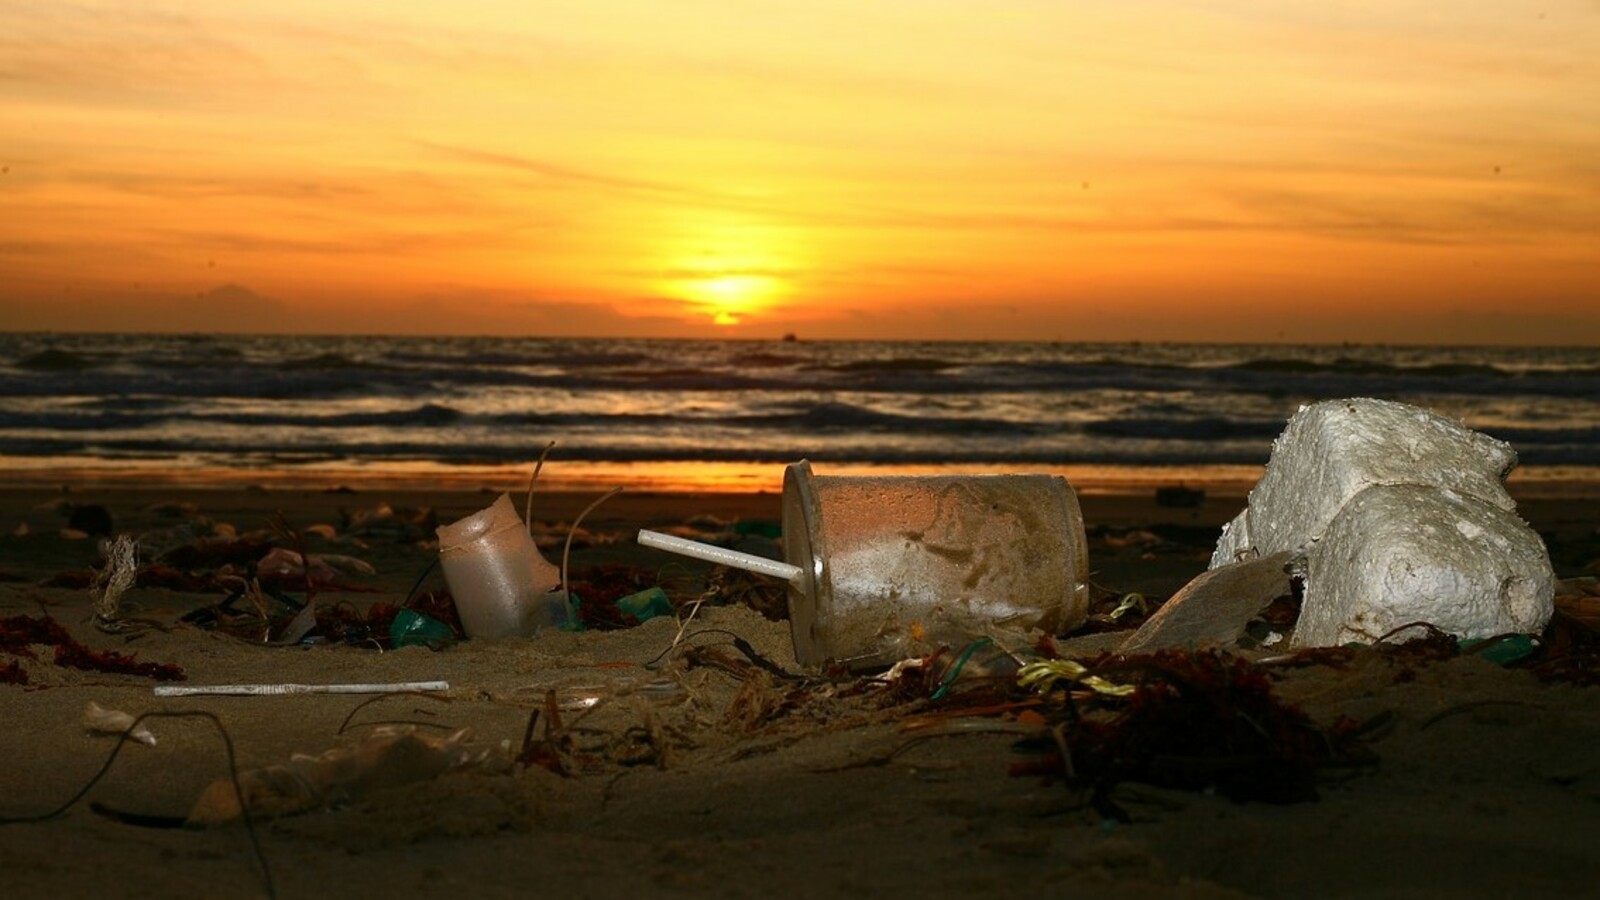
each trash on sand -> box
[615,586,674,622]
[782,460,1090,670]
[1118,551,1295,654]
[256,547,376,583]
[82,701,157,746]
[1,614,186,683]
[1016,658,1135,698]
[554,674,687,712]
[186,725,503,826]
[92,534,139,627]
[637,529,803,581]
[436,493,566,639]
[1209,399,1555,646]
[389,609,457,649]
[1010,649,1375,818]
[154,680,449,697]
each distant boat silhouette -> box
[782,332,798,343]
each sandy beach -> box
[2,480,1597,899]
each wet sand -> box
[1,483,1597,899]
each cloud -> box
[0,283,286,333]
[413,141,687,197]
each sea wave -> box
[2,334,1598,476]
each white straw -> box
[637,529,802,582]
[153,681,449,697]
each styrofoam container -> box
[1235,398,1518,559]
[1295,484,1554,645]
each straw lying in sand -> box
[153,681,450,697]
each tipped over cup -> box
[782,461,1089,670]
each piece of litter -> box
[187,725,500,826]
[153,680,449,697]
[615,585,674,622]
[83,701,157,746]
[1105,593,1146,621]
[1017,659,1136,698]
[93,535,139,624]
[637,529,802,581]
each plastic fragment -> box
[83,701,156,746]
[616,586,674,622]
[1017,659,1136,698]
[390,609,457,649]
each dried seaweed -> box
[1011,649,1372,817]
[567,564,659,631]
[1518,610,1600,686]
[1,614,186,682]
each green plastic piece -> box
[390,609,456,649]
[561,594,586,631]
[1461,634,1539,666]
[616,586,674,622]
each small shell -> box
[83,701,157,746]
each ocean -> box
[1,333,1597,493]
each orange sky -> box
[2,1,1597,344]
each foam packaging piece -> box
[1210,509,1253,568]
[1234,398,1518,559]
[1207,397,1556,646]
[1294,484,1555,646]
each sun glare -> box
[645,208,805,329]
[691,273,778,326]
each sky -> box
[1,1,1597,344]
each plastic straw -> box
[636,529,802,582]
[153,681,450,697]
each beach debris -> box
[437,493,566,639]
[1524,581,1600,685]
[186,725,501,826]
[1010,649,1374,817]
[1016,658,1135,698]
[711,565,790,621]
[923,636,1051,700]
[82,701,157,746]
[154,533,274,571]
[1210,399,1555,646]
[342,502,437,543]
[781,461,1090,670]
[389,609,457,649]
[616,586,674,622]
[0,614,186,682]
[180,581,458,648]
[256,547,377,583]
[1297,484,1554,646]
[1119,551,1295,653]
[557,563,656,630]
[637,528,802,581]
[91,534,140,628]
[154,680,449,697]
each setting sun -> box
[651,208,799,327]
[686,273,781,326]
